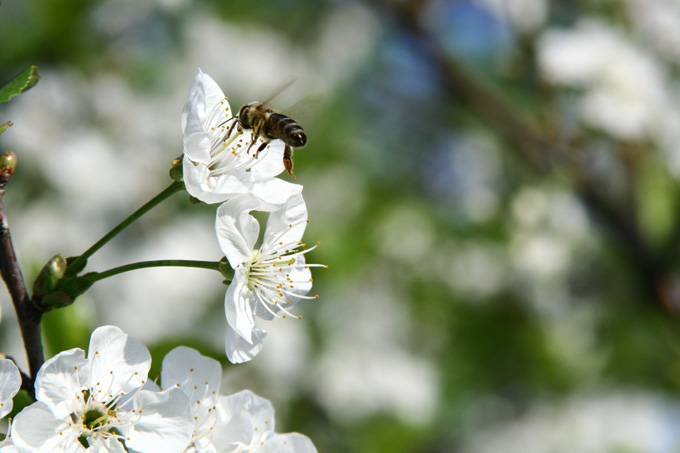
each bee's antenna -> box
[218,116,238,128]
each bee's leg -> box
[226,117,240,138]
[283,145,295,178]
[255,141,268,158]
[245,121,264,155]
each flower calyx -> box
[32,254,93,310]
[169,155,184,183]
[219,256,234,285]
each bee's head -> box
[238,102,262,129]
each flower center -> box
[241,226,325,319]
[82,406,111,430]
[67,389,130,450]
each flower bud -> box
[33,254,67,297]
[0,152,16,177]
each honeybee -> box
[235,102,307,178]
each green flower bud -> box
[0,151,16,176]
[33,254,67,297]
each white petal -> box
[182,157,251,204]
[181,70,230,165]
[211,395,254,448]
[227,390,276,442]
[0,445,32,453]
[11,402,85,452]
[87,326,151,399]
[286,255,313,302]
[261,191,308,250]
[260,433,318,453]
[0,358,21,419]
[225,324,267,364]
[160,346,222,402]
[124,389,193,453]
[249,140,286,179]
[249,179,304,212]
[224,273,257,342]
[34,348,88,420]
[216,196,261,268]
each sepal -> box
[33,255,93,310]
[219,256,234,285]
[64,255,87,277]
[169,155,184,182]
[0,121,12,136]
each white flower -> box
[224,390,317,453]
[159,346,251,452]
[537,20,670,139]
[181,69,302,207]
[159,347,317,452]
[0,358,21,419]
[11,326,194,452]
[216,193,324,363]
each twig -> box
[0,166,42,397]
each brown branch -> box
[0,165,43,397]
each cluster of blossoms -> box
[0,326,316,452]
[181,69,324,364]
[0,70,323,451]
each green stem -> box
[86,260,221,284]
[68,181,184,274]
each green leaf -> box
[0,121,12,136]
[635,155,678,246]
[0,65,40,103]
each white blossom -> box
[11,326,194,452]
[223,390,317,453]
[0,358,21,420]
[159,346,250,452]
[181,69,302,207]
[216,193,324,363]
[537,20,670,139]
[158,347,317,452]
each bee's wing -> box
[260,79,296,105]
[281,94,323,123]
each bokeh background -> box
[3,0,680,451]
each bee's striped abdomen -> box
[266,113,307,148]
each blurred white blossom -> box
[313,273,438,425]
[538,20,670,139]
[475,0,548,33]
[626,0,680,64]
[465,392,680,453]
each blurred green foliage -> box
[3,0,680,451]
